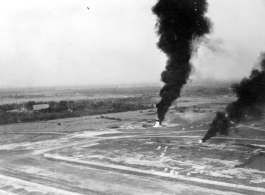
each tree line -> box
[0,97,153,125]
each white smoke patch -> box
[190,35,255,81]
[190,0,265,82]
[201,38,226,54]
[192,37,226,58]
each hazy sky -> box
[1,0,265,88]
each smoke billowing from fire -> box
[227,53,265,123]
[202,53,265,142]
[201,112,231,143]
[152,0,211,123]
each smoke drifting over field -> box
[202,53,265,142]
[227,53,265,122]
[152,0,211,123]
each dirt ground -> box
[0,95,264,195]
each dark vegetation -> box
[0,97,153,124]
[97,116,122,121]
[1,94,45,99]
[0,83,234,125]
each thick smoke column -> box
[201,53,265,142]
[201,112,232,143]
[152,0,211,124]
[226,53,265,123]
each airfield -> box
[0,96,264,194]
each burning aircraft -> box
[201,53,265,142]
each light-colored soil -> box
[0,95,264,194]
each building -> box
[33,104,49,111]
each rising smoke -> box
[152,0,211,123]
[201,53,265,142]
[227,53,265,123]
[201,112,231,143]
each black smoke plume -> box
[152,0,211,123]
[201,53,265,142]
[201,112,231,142]
[226,53,265,123]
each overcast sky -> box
[0,0,265,88]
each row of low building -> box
[7,104,50,113]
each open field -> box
[0,84,264,194]
[0,85,161,105]
[0,81,233,104]
[0,82,234,125]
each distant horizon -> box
[0,78,241,91]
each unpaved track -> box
[0,127,265,195]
